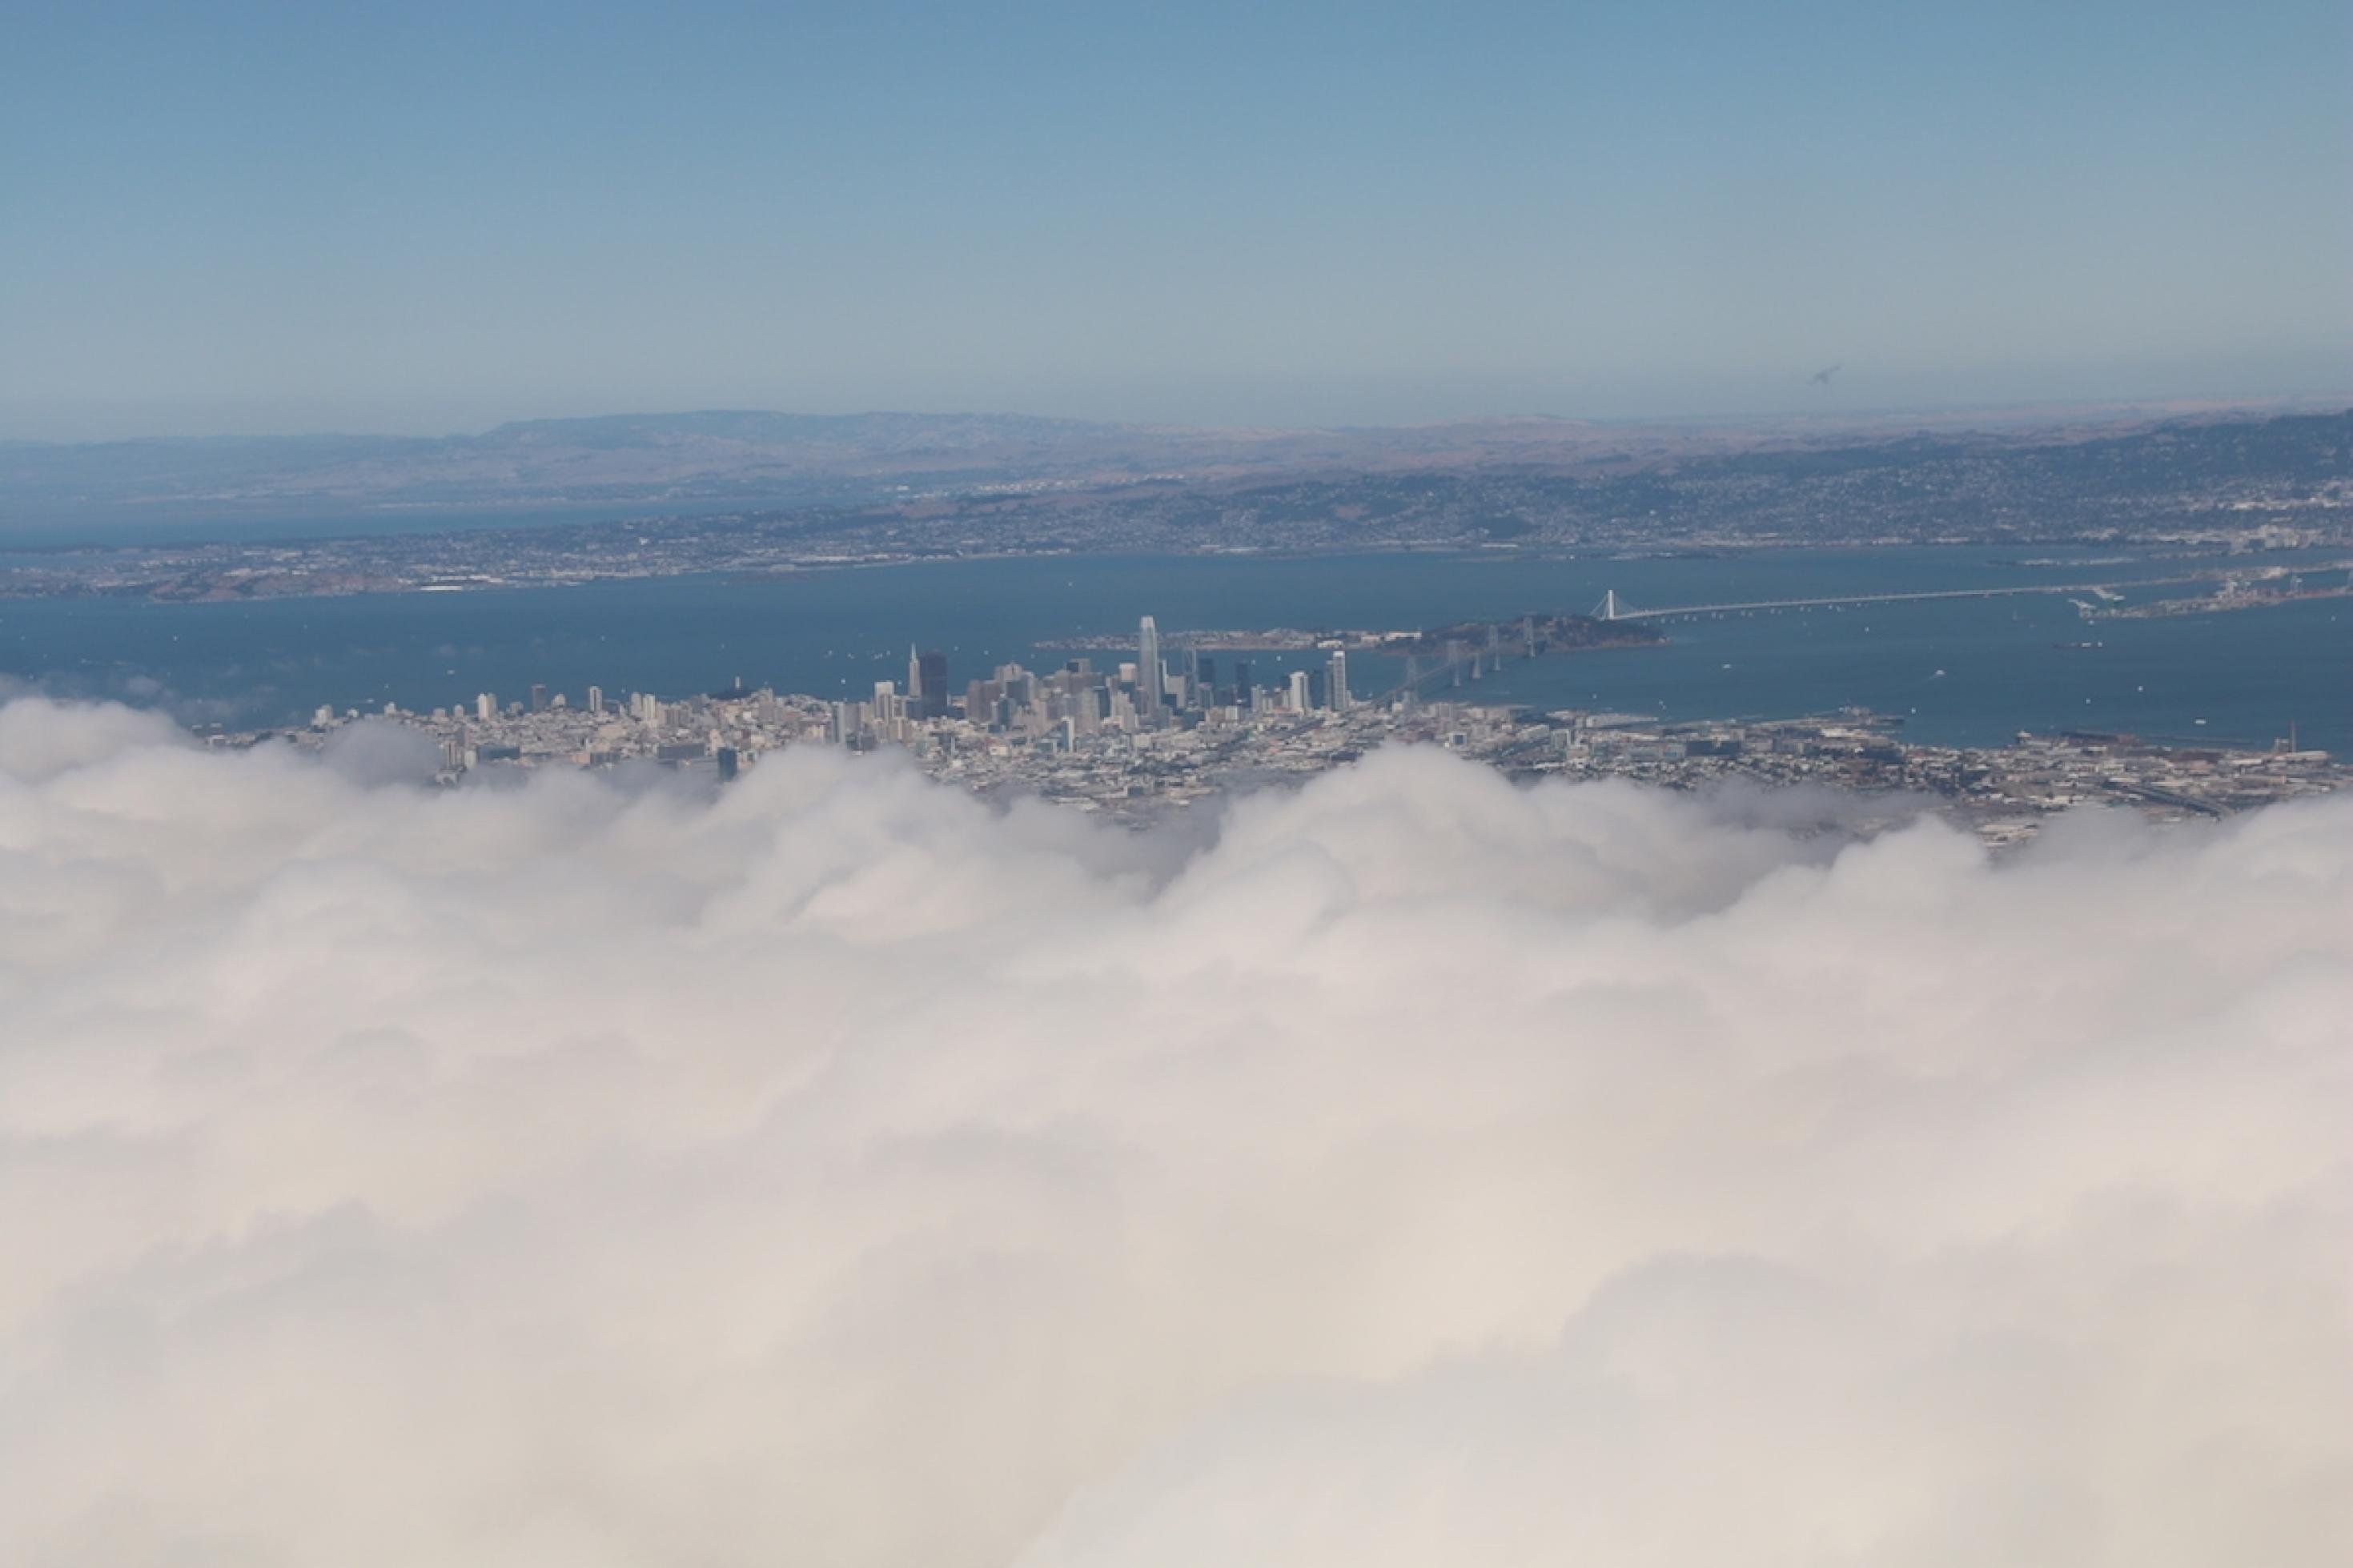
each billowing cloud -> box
[1,696,2346,1566]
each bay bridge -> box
[1370,567,2236,706]
[1588,581,2140,622]
[1373,579,2121,704]
[1372,575,2175,707]
[1378,616,1559,705]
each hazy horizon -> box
[9,381,2351,448]
[6,1,2347,443]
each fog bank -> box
[2,698,2347,1566]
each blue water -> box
[2,548,2346,752]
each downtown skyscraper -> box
[1137,616,1162,723]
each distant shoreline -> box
[4,540,2342,616]
[2,406,2343,600]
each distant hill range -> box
[5,403,2344,519]
[0,409,1672,512]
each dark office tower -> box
[1309,668,1327,711]
[529,684,548,712]
[1182,647,1202,706]
[918,650,950,719]
[715,747,740,782]
[1232,659,1252,709]
[1198,656,1215,700]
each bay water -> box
[2,547,2344,753]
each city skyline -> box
[433,607,1363,754]
[266,629,2349,844]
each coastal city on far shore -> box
[226,610,2348,848]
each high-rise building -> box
[1327,650,1351,713]
[529,684,548,712]
[1138,616,1162,720]
[906,644,923,703]
[918,650,950,719]
[1232,659,1253,709]
[1287,669,1311,711]
[586,684,603,716]
[476,692,496,722]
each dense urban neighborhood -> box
[239,619,2349,848]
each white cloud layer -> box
[1,696,2347,1566]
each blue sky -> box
[3,0,2347,438]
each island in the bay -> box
[1037,612,1662,658]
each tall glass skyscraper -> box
[1138,616,1162,717]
